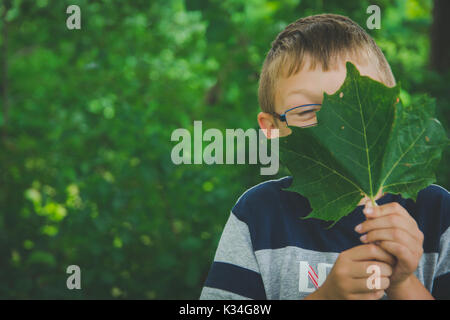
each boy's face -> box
[257,56,387,204]
[257,57,384,138]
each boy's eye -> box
[285,107,320,127]
[297,109,315,116]
[291,108,319,117]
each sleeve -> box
[199,211,267,300]
[432,225,450,299]
[431,187,450,300]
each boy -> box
[200,14,449,299]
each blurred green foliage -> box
[0,0,448,299]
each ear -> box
[257,112,279,139]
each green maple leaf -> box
[279,62,449,226]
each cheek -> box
[279,126,292,137]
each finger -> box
[344,244,396,265]
[361,200,379,221]
[378,240,422,268]
[350,261,392,278]
[348,290,386,300]
[360,188,385,206]
[363,201,412,220]
[348,277,390,293]
[355,215,420,241]
[361,228,420,252]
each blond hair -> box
[258,14,395,113]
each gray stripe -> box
[436,226,450,278]
[199,287,252,300]
[212,212,260,273]
[255,246,338,299]
[255,246,439,299]
[416,252,438,291]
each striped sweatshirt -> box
[200,176,450,300]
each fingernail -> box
[354,224,362,233]
[360,234,367,242]
[363,206,373,215]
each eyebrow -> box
[287,87,318,97]
[283,88,322,111]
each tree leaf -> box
[279,62,449,225]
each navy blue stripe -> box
[432,272,450,300]
[204,261,267,300]
[232,177,449,253]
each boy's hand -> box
[355,201,424,288]
[309,244,395,300]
